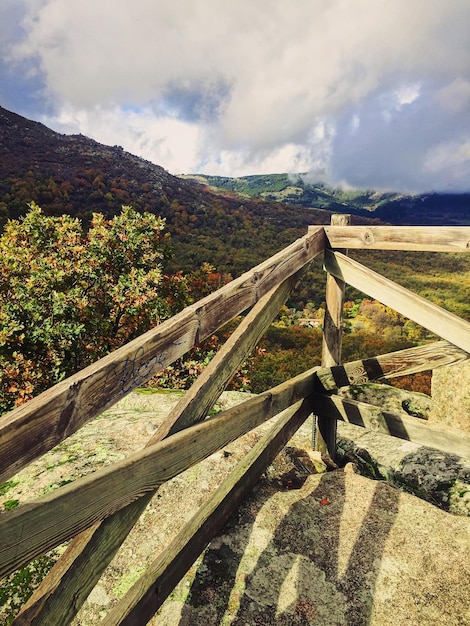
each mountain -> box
[1,104,468,306]
[184,173,470,226]
[1,105,362,276]
[1,104,469,357]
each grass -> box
[0,552,61,624]
[136,387,185,396]
[0,481,19,497]
[3,499,19,511]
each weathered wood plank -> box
[324,250,470,354]
[0,368,318,579]
[0,227,325,484]
[317,340,468,391]
[154,267,307,439]
[0,342,462,576]
[15,269,307,626]
[0,342,463,575]
[5,340,467,591]
[0,309,198,485]
[316,215,350,458]
[194,226,325,341]
[101,399,313,626]
[11,503,151,626]
[325,226,470,251]
[321,215,350,368]
[311,393,470,458]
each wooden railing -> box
[1,222,469,625]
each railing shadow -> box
[175,456,400,625]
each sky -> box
[1,0,470,193]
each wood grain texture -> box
[155,267,307,439]
[325,226,470,251]
[321,215,350,368]
[11,501,153,626]
[312,393,470,458]
[194,226,325,341]
[0,368,318,579]
[324,250,470,353]
[0,342,461,575]
[316,215,350,457]
[15,270,307,626]
[0,309,198,485]
[317,340,468,391]
[4,224,470,624]
[4,340,466,583]
[101,399,314,626]
[0,227,325,485]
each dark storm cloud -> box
[331,81,470,192]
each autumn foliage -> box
[0,205,217,412]
[1,205,449,413]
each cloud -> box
[2,0,470,190]
[330,79,470,192]
[48,104,202,174]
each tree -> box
[246,325,324,393]
[0,204,194,412]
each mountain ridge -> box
[1,105,469,281]
[182,172,470,226]
[0,105,352,275]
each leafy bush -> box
[0,204,217,413]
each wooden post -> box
[314,214,351,459]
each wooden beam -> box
[316,340,468,391]
[324,250,470,354]
[325,226,470,252]
[4,339,467,582]
[0,368,318,579]
[311,393,470,458]
[316,214,350,458]
[0,227,326,484]
[101,398,313,626]
[0,308,197,484]
[0,342,461,576]
[6,340,467,603]
[154,267,307,439]
[321,215,350,367]
[15,269,307,626]
[12,502,154,626]
[194,227,325,341]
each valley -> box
[1,104,469,405]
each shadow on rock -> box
[176,459,400,626]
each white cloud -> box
[394,84,421,110]
[435,78,470,114]
[3,0,470,190]
[423,139,470,189]
[46,105,202,174]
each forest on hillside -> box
[190,173,470,226]
[1,107,469,412]
[3,205,469,413]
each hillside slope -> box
[0,106,351,275]
[186,173,470,226]
[1,105,468,313]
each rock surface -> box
[1,390,469,625]
[339,382,432,419]
[431,361,470,433]
[334,380,470,517]
[336,422,470,516]
[155,466,470,626]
